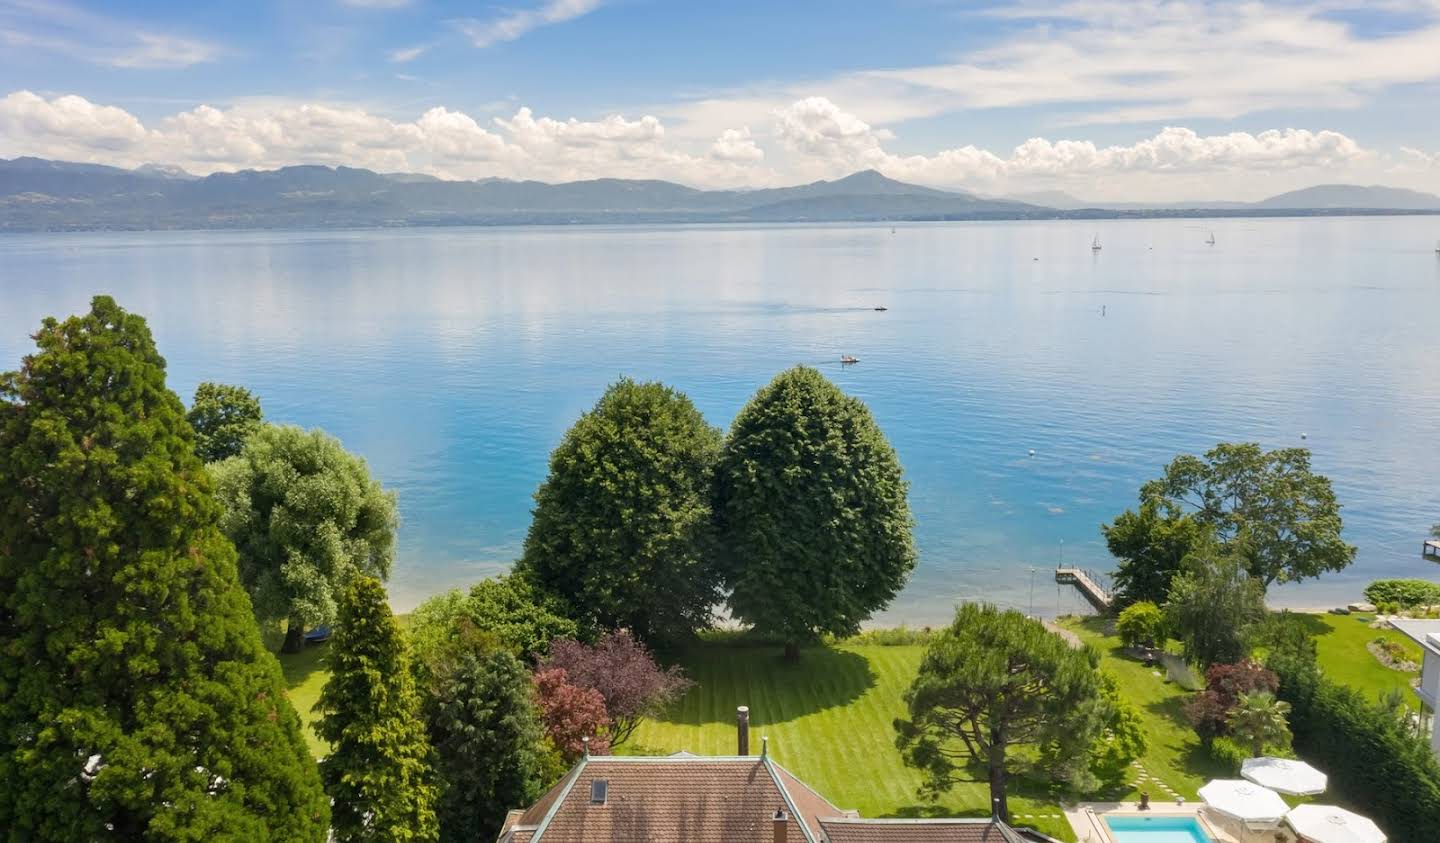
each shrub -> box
[1209,736,1250,772]
[1116,601,1165,649]
[1184,660,1278,746]
[543,630,693,747]
[1363,579,1440,610]
[842,626,938,646]
[532,667,611,762]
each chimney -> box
[772,807,788,843]
[737,706,750,756]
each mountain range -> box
[3,157,1439,231]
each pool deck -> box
[1064,801,1293,843]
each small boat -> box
[303,625,332,645]
[1206,231,1216,246]
[1435,239,1439,255]
[873,306,888,311]
[1091,234,1102,252]
[840,355,859,364]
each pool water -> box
[1104,815,1212,843]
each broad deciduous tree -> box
[894,603,1106,821]
[408,575,578,676]
[211,423,399,652]
[187,381,263,462]
[1116,601,1166,650]
[543,630,692,747]
[316,576,438,843]
[715,366,916,659]
[1139,442,1355,588]
[1103,500,1209,607]
[517,378,725,644]
[0,296,328,841]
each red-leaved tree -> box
[1184,659,1279,746]
[545,630,694,747]
[532,667,611,762]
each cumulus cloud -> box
[769,97,1372,197]
[0,89,1396,197]
[0,90,770,187]
[710,127,763,162]
[453,0,602,49]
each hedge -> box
[1270,651,1440,840]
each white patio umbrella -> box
[1198,779,1289,826]
[1241,757,1328,795]
[1286,804,1386,843]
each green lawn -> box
[626,641,1075,841]
[1059,617,1226,800]
[1304,612,1422,703]
[278,641,331,758]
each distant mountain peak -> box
[135,163,196,180]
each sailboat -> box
[1091,234,1102,252]
[1434,239,1439,255]
[1206,231,1216,246]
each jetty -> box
[1424,539,1440,560]
[1055,566,1113,611]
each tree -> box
[1102,500,1209,607]
[516,378,724,644]
[1139,442,1355,588]
[1164,545,1266,667]
[1227,691,1292,758]
[0,296,328,840]
[532,668,611,762]
[211,423,399,652]
[894,604,1106,821]
[715,366,917,659]
[1081,673,1148,788]
[408,575,578,675]
[316,576,438,843]
[543,630,693,747]
[187,381,263,462]
[422,645,553,843]
[1116,601,1166,650]
[1184,660,1278,747]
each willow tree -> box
[211,423,398,652]
[0,296,328,840]
[714,366,916,659]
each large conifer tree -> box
[317,576,438,843]
[0,296,329,840]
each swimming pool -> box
[1104,815,1213,843]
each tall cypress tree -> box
[317,576,438,843]
[0,297,329,840]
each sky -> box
[2,0,1440,201]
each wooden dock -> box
[1055,567,1113,611]
[1424,539,1440,560]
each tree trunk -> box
[783,640,800,663]
[281,616,305,653]
[988,743,1009,822]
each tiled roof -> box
[496,755,840,842]
[819,818,1017,843]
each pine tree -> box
[317,576,439,843]
[0,296,329,841]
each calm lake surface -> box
[4,218,1439,622]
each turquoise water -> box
[1105,815,1212,843]
[4,218,1439,619]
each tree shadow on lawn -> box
[882,772,1069,819]
[652,642,877,726]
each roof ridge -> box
[763,755,819,843]
[529,756,587,842]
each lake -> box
[3,218,1439,623]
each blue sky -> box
[3,0,1440,199]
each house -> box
[497,708,1041,843]
[1388,619,1440,759]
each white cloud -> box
[710,127,763,162]
[0,0,222,68]
[387,44,427,63]
[453,0,602,49]
[769,97,1374,199]
[0,89,1409,199]
[339,0,413,7]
